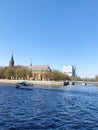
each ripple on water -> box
[0,84,98,129]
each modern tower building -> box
[62,65,76,77]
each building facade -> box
[30,65,52,81]
[62,65,76,77]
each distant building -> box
[7,54,52,81]
[62,65,76,77]
[30,65,52,81]
[9,54,14,67]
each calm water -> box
[0,84,98,130]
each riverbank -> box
[0,79,64,86]
[0,79,98,86]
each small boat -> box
[69,81,75,85]
[64,80,69,86]
[16,82,33,90]
[82,82,87,86]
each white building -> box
[62,65,76,77]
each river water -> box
[0,84,98,130]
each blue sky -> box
[0,0,98,78]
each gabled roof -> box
[31,65,52,72]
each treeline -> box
[50,70,82,81]
[50,70,71,81]
[51,70,98,81]
[0,67,71,81]
[0,66,32,79]
[0,66,97,81]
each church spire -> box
[30,58,32,67]
[9,53,14,67]
[30,62,32,67]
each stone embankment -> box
[0,79,64,86]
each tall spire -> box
[30,58,32,67]
[30,62,32,67]
[9,53,14,67]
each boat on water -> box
[64,80,69,86]
[16,82,33,90]
[69,81,75,85]
[82,82,87,86]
